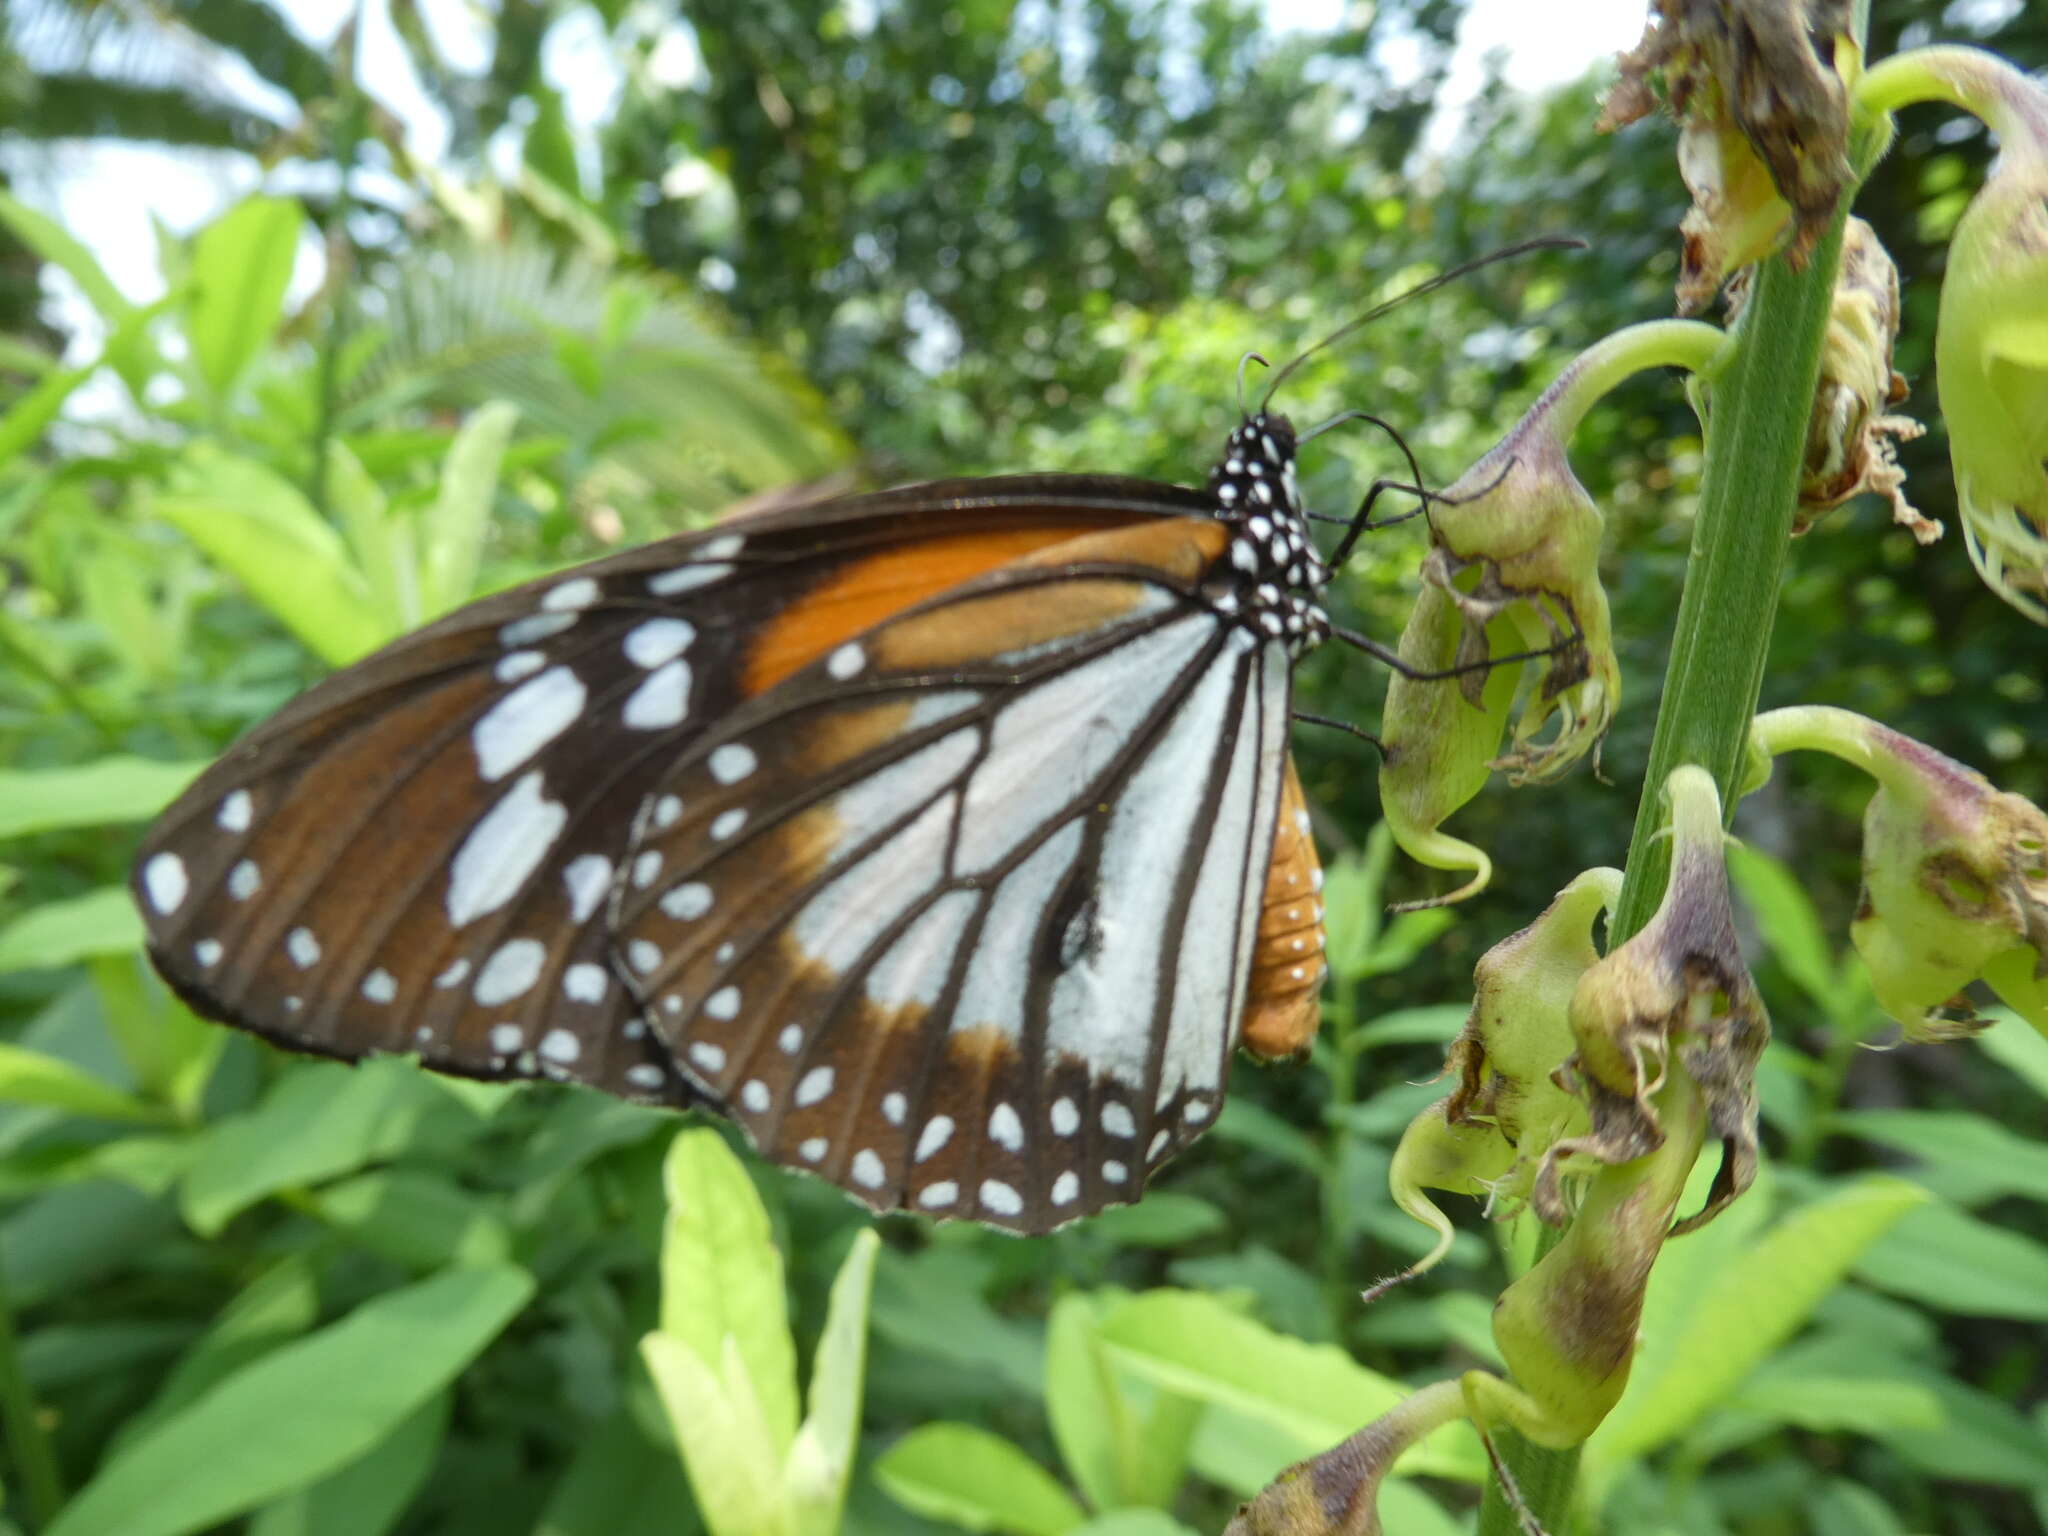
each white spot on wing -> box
[827,642,865,679]
[228,860,261,901]
[448,771,568,926]
[979,1180,1023,1217]
[628,939,662,974]
[194,938,223,967]
[852,1149,887,1188]
[915,1117,953,1161]
[473,666,587,780]
[437,959,472,988]
[496,650,545,683]
[627,1064,666,1090]
[705,985,740,1020]
[1052,1171,1080,1206]
[689,1041,727,1073]
[539,1028,581,1064]
[882,1092,907,1126]
[624,618,695,668]
[989,1102,1024,1152]
[623,659,691,729]
[1101,1102,1136,1139]
[489,1023,524,1053]
[286,927,321,968]
[563,963,608,1003]
[918,1181,958,1208]
[362,968,398,1004]
[1050,1098,1080,1136]
[562,854,613,923]
[542,575,600,611]
[648,562,731,595]
[709,743,758,784]
[710,808,747,840]
[795,1067,835,1107]
[741,1080,770,1112]
[143,853,189,914]
[500,612,576,647]
[475,939,546,1005]
[800,1137,828,1162]
[661,882,713,920]
[217,791,252,833]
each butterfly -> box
[130,251,1564,1235]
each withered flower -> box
[1752,705,2048,1039]
[1603,0,1857,309]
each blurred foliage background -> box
[0,0,2044,1533]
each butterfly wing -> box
[603,518,1300,1230]
[133,477,1310,1230]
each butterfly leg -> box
[1291,710,1386,753]
[1325,453,1519,570]
[1329,616,1585,684]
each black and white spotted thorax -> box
[1203,412,1332,654]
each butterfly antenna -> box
[1260,235,1585,411]
[1236,351,1271,417]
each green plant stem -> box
[1541,319,1728,440]
[1856,45,2048,149]
[0,1244,64,1529]
[1475,199,1854,1536]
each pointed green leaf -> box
[1856,1198,2048,1320]
[0,1044,164,1124]
[1598,1177,1927,1457]
[787,1228,879,1536]
[1728,844,1839,1009]
[421,402,518,617]
[0,757,208,840]
[652,1129,800,1454]
[0,888,144,973]
[0,188,136,332]
[0,364,91,470]
[641,1333,791,1536]
[181,1060,450,1235]
[1832,1108,2048,1205]
[46,1265,532,1536]
[150,446,386,665]
[874,1425,1086,1536]
[186,196,303,402]
[1096,1290,1474,1479]
[1045,1294,1134,1513]
[1981,1007,2048,1099]
[325,441,412,633]
[245,1393,447,1536]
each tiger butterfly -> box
[130,408,1349,1235]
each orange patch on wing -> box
[873,518,1232,672]
[1241,756,1327,1060]
[743,525,1109,695]
[743,517,1232,694]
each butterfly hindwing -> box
[605,530,1297,1230]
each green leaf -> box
[0,1044,164,1124]
[0,888,144,973]
[1709,1371,1943,1447]
[1805,1478,1910,1536]
[46,1264,533,1536]
[535,1411,698,1536]
[1045,1294,1135,1513]
[1082,1193,1226,1248]
[641,1332,791,1536]
[420,401,518,616]
[787,1228,880,1536]
[181,1060,451,1235]
[1831,1108,2048,1206]
[186,196,303,402]
[128,1258,321,1446]
[1096,1290,1473,1479]
[325,442,411,633]
[1882,1373,2048,1489]
[1980,1007,2048,1099]
[0,188,138,337]
[1373,1479,1467,1536]
[0,364,92,470]
[874,1425,1086,1536]
[1211,1098,1325,1176]
[1727,843,1840,1009]
[1856,1198,2048,1320]
[150,445,387,665]
[1353,1003,1469,1048]
[1069,1515,1197,1536]
[308,1171,511,1271]
[0,1182,177,1307]
[245,1394,447,1536]
[0,757,208,839]
[651,1130,800,1453]
[1596,1177,1926,1457]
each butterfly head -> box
[1205,412,1331,651]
